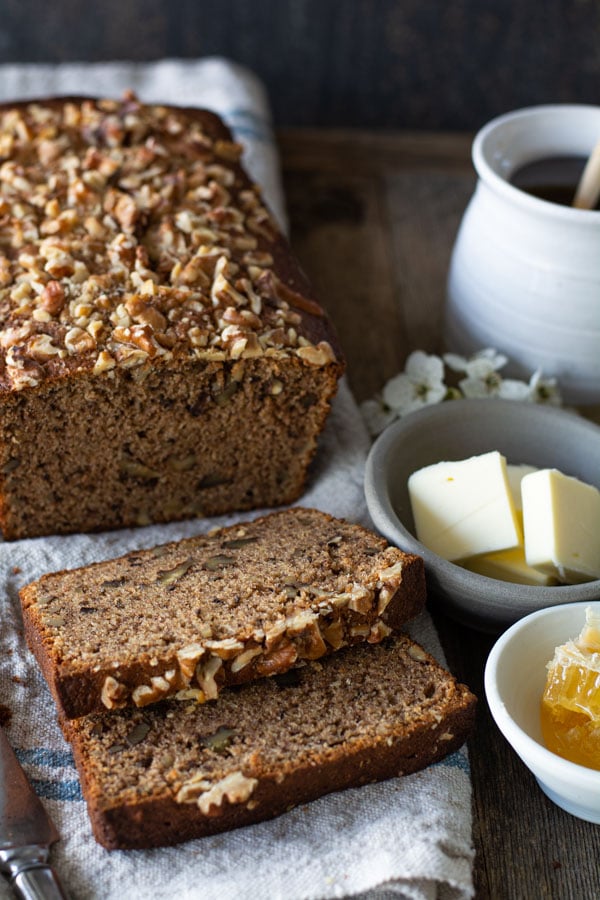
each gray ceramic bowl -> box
[364,399,600,632]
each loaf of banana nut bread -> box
[0,94,343,539]
[20,508,426,718]
[61,633,476,850]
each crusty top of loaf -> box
[0,94,342,393]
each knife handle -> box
[1,847,68,900]
[12,865,68,900]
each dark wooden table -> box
[279,128,600,899]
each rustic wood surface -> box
[278,128,600,899]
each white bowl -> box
[485,601,600,823]
[364,398,600,631]
[445,104,600,405]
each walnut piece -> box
[196,655,223,700]
[176,642,205,681]
[131,671,177,707]
[100,675,127,710]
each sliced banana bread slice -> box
[62,633,476,850]
[21,508,425,718]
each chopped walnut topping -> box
[377,560,405,582]
[176,770,258,813]
[408,644,428,662]
[26,333,64,361]
[203,637,245,660]
[230,645,262,673]
[93,349,116,375]
[176,642,205,682]
[263,619,287,652]
[39,280,66,315]
[255,639,298,676]
[321,618,345,650]
[349,624,371,638]
[196,654,223,700]
[64,326,95,354]
[0,323,33,349]
[0,96,338,391]
[367,620,393,643]
[346,583,374,615]
[174,687,206,702]
[100,675,127,710]
[285,610,327,660]
[132,671,177,707]
[297,341,337,367]
[376,559,405,614]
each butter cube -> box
[462,546,557,586]
[522,469,600,584]
[462,464,551,584]
[408,451,521,561]
[506,464,538,512]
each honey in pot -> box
[511,155,600,210]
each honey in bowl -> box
[511,155,600,210]
[541,607,600,769]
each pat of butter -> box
[408,451,521,561]
[522,468,600,583]
[462,545,557,586]
[462,465,550,584]
[506,464,538,512]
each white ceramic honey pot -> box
[445,105,600,405]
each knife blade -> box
[0,727,68,899]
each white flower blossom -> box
[360,397,397,437]
[441,351,469,373]
[444,348,508,375]
[448,349,522,399]
[528,370,562,406]
[381,351,446,415]
[459,370,531,400]
[360,347,563,439]
[496,378,532,401]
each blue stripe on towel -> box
[16,747,76,768]
[31,778,83,802]
[14,747,82,801]
[435,751,471,774]
[220,106,272,142]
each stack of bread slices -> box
[21,507,476,850]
